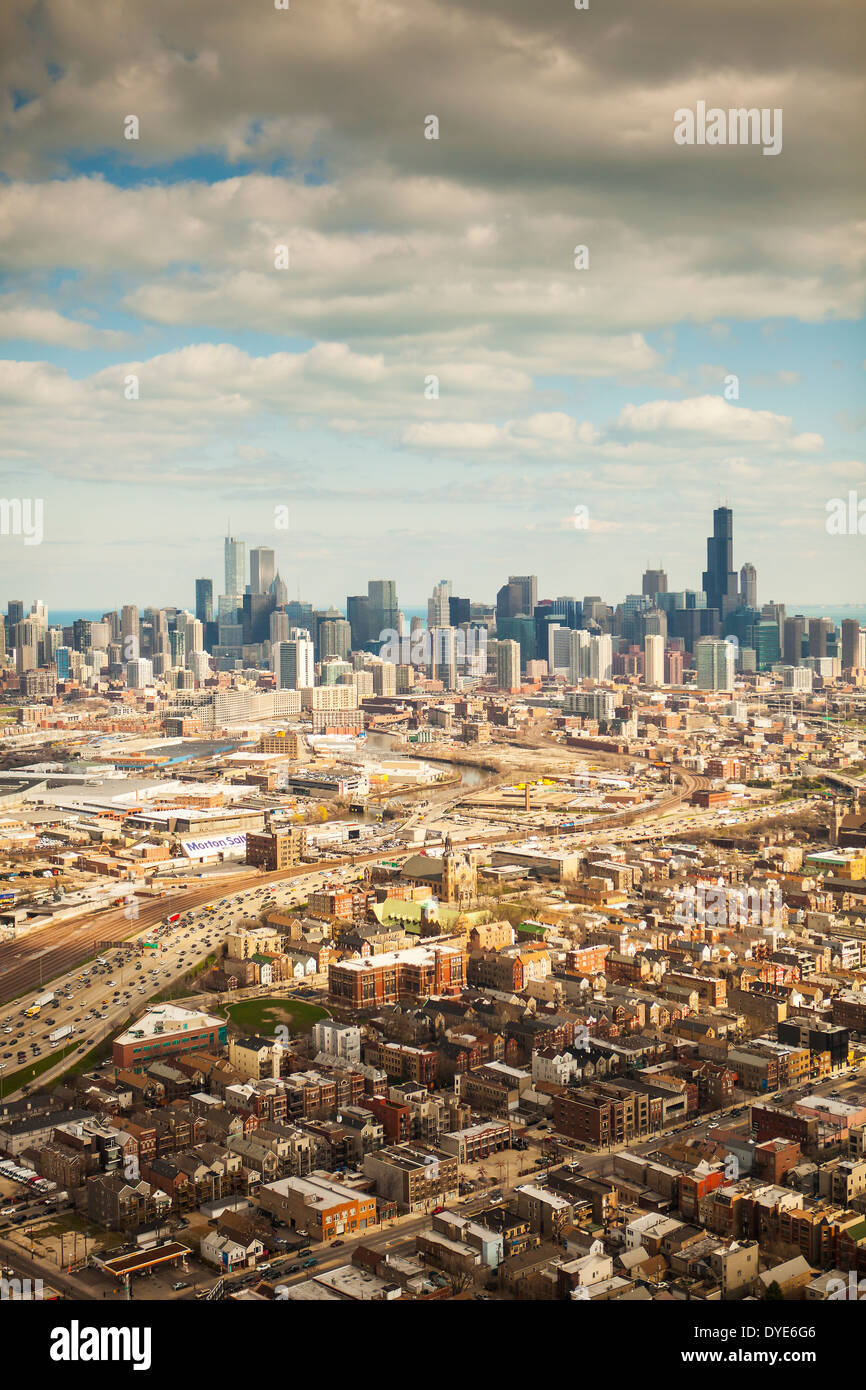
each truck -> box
[167,913,181,924]
[48,1025,73,1044]
[25,992,55,1018]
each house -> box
[200,1229,265,1271]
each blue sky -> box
[0,0,863,614]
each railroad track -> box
[0,760,706,1005]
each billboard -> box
[180,832,247,861]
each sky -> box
[0,0,864,615]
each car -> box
[171,1281,187,1291]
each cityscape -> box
[0,500,865,1332]
[0,0,862,1366]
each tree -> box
[763,1280,784,1301]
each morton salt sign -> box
[180,832,247,861]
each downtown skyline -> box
[0,1,863,609]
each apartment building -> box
[328,943,467,1007]
[363,1144,459,1213]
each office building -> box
[496,639,521,692]
[427,580,452,629]
[568,629,590,683]
[695,637,735,691]
[347,595,371,649]
[589,634,613,682]
[368,580,398,642]
[278,632,315,690]
[642,568,667,599]
[509,575,538,617]
[740,563,758,610]
[783,616,805,666]
[841,619,866,671]
[808,617,833,660]
[249,547,275,596]
[702,507,739,620]
[319,618,352,661]
[644,634,664,686]
[224,535,246,599]
[195,578,214,629]
[125,658,154,689]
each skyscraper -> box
[277,631,315,690]
[367,580,398,640]
[224,535,246,598]
[642,568,668,599]
[195,578,214,625]
[347,595,370,649]
[783,615,805,665]
[496,638,521,692]
[508,575,538,617]
[567,629,590,683]
[249,547,275,596]
[740,563,758,610]
[644,633,664,686]
[702,507,739,619]
[841,619,866,671]
[430,626,456,689]
[589,634,613,682]
[695,637,735,691]
[427,580,452,629]
[808,617,832,660]
[121,604,139,660]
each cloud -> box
[617,395,824,451]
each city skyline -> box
[0,2,863,608]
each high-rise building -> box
[430,626,456,689]
[427,580,452,629]
[367,580,398,641]
[277,631,315,690]
[372,661,397,696]
[496,581,523,620]
[664,649,684,686]
[841,619,866,671]
[496,638,521,692]
[249,547,275,596]
[195,578,214,625]
[567,629,590,684]
[808,617,833,660]
[508,575,537,617]
[125,658,154,688]
[783,615,805,666]
[347,595,370,649]
[448,596,471,627]
[695,637,735,691]
[740,563,758,610]
[121,604,139,660]
[702,507,739,620]
[589,634,613,682]
[319,618,352,661]
[644,634,664,686]
[642,568,668,599]
[270,608,290,646]
[7,601,24,630]
[224,535,246,598]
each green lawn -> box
[220,997,329,1036]
[0,1040,80,1095]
